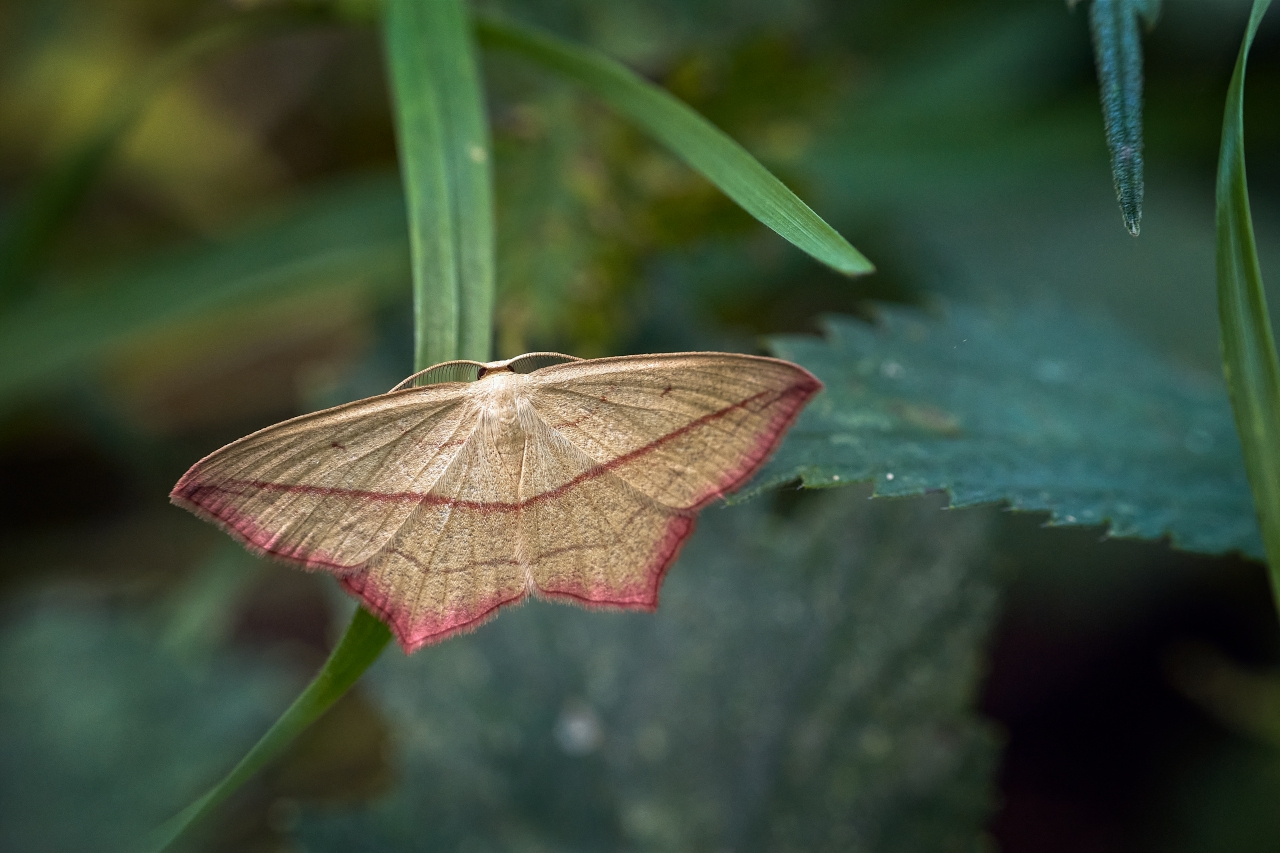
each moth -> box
[172,352,821,652]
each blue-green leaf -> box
[1086,0,1159,236]
[745,301,1262,559]
[1216,0,1279,599]
[475,15,873,277]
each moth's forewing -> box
[171,385,476,572]
[524,353,822,508]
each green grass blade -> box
[0,175,408,405]
[1087,0,1157,236]
[148,607,391,852]
[385,0,494,367]
[475,15,873,277]
[430,1,495,363]
[1217,0,1280,608]
[385,0,458,368]
[0,13,302,310]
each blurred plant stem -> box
[1167,642,1280,750]
[0,10,314,311]
[149,606,391,851]
[1216,0,1279,612]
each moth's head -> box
[479,352,581,380]
[475,361,515,380]
[391,352,583,392]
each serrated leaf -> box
[746,301,1262,559]
[0,175,408,406]
[294,491,1001,853]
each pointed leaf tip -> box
[473,15,873,277]
[1089,0,1150,237]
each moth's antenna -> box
[389,360,487,392]
[507,353,582,374]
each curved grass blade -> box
[0,175,408,406]
[1217,0,1279,608]
[1087,0,1160,236]
[0,12,308,310]
[475,15,873,277]
[148,607,392,852]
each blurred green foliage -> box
[0,588,302,852]
[0,0,1278,851]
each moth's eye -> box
[508,353,581,374]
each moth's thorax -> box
[474,370,529,431]
[475,368,525,400]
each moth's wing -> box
[523,353,821,510]
[340,401,532,651]
[513,397,693,609]
[171,384,477,573]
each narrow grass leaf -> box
[0,175,408,405]
[384,0,457,368]
[429,0,495,362]
[1087,0,1159,236]
[0,12,305,309]
[149,607,391,852]
[385,0,494,366]
[1216,0,1280,604]
[475,15,873,277]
